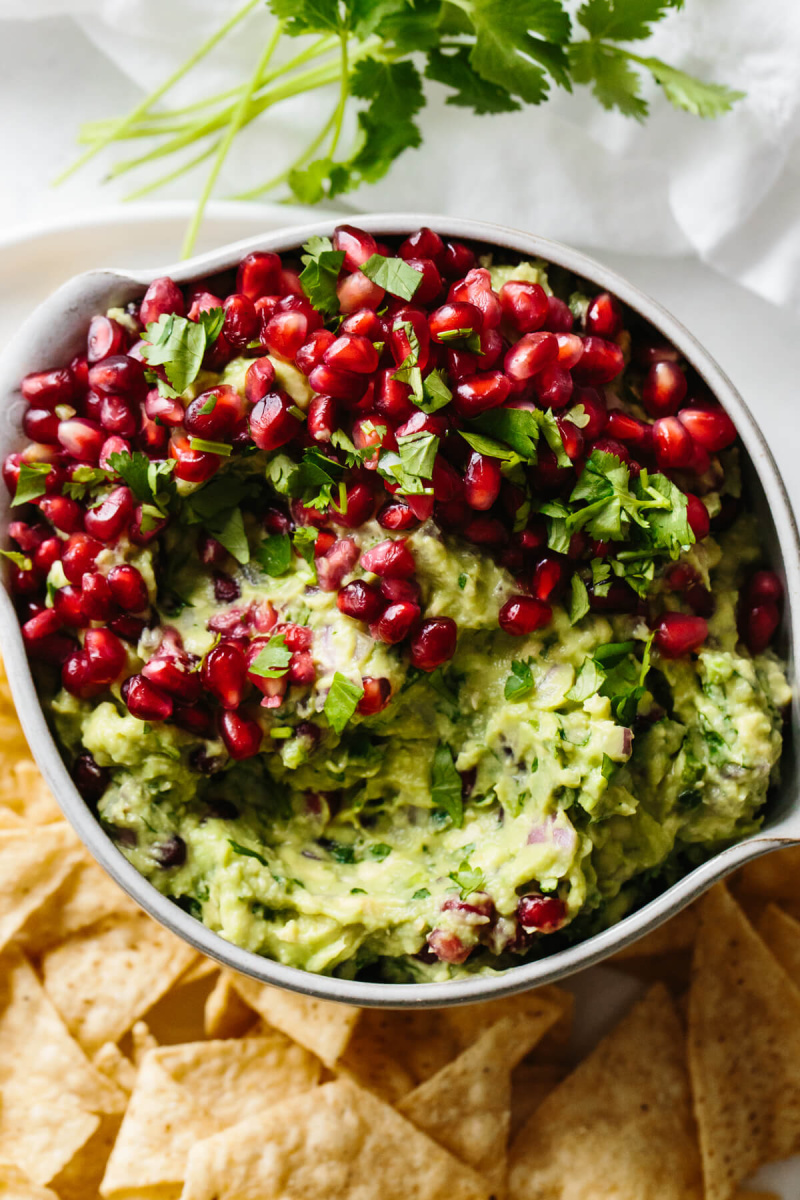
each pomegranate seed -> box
[220,709,263,760]
[263,310,311,360]
[534,364,573,410]
[317,536,361,593]
[139,416,170,458]
[403,257,442,304]
[399,228,444,264]
[341,309,384,341]
[237,252,281,300]
[99,394,137,437]
[72,751,109,802]
[144,389,184,428]
[687,585,714,618]
[107,564,148,612]
[453,371,511,418]
[292,500,328,529]
[140,277,184,327]
[323,334,380,375]
[280,268,304,298]
[308,363,369,404]
[337,580,383,622]
[307,395,338,443]
[427,930,471,964]
[62,652,102,698]
[198,534,228,568]
[282,624,313,651]
[333,224,377,271]
[221,293,258,349]
[84,486,135,541]
[743,601,780,654]
[202,642,247,709]
[360,538,415,578]
[213,571,240,604]
[129,504,168,545]
[187,289,223,321]
[677,405,737,453]
[23,407,60,444]
[168,433,222,483]
[88,355,146,399]
[440,241,476,279]
[21,367,77,409]
[590,436,636,469]
[142,654,202,703]
[377,502,418,531]
[337,271,385,313]
[585,293,623,338]
[80,571,115,620]
[380,577,420,604]
[554,333,584,369]
[531,555,566,602]
[370,601,420,644]
[449,268,502,329]
[556,415,584,461]
[173,705,216,738]
[686,494,710,540]
[352,415,393,467]
[295,330,336,377]
[653,417,695,469]
[504,332,558,382]
[464,516,508,546]
[99,437,131,473]
[499,596,552,635]
[58,418,105,464]
[22,607,61,645]
[9,521,46,553]
[747,570,783,605]
[654,612,708,658]
[288,651,316,685]
[248,392,302,452]
[499,281,548,333]
[87,317,126,363]
[430,457,462,503]
[518,893,567,932]
[605,411,653,453]
[122,674,173,721]
[84,627,127,684]
[409,617,457,671]
[642,361,687,418]
[358,677,392,715]
[429,301,483,343]
[185,385,243,441]
[330,483,375,529]
[589,581,637,613]
[62,533,102,583]
[38,495,83,534]
[464,452,501,510]
[572,337,625,385]
[374,371,415,423]
[544,295,574,333]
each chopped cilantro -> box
[248,634,292,679]
[430,742,463,828]
[412,887,431,901]
[420,368,453,414]
[12,462,53,507]
[360,253,423,300]
[141,310,221,397]
[227,839,269,867]
[205,506,249,565]
[62,465,109,501]
[323,839,356,864]
[504,658,535,702]
[458,573,468,590]
[188,437,232,457]
[0,549,32,570]
[255,533,292,577]
[391,320,424,403]
[292,526,318,568]
[369,843,392,861]
[449,860,486,901]
[601,753,617,780]
[568,574,590,624]
[288,448,343,512]
[396,430,438,481]
[324,672,364,735]
[299,236,345,317]
[567,658,605,702]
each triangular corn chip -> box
[509,984,703,1200]
[757,902,800,986]
[0,825,82,953]
[231,976,359,1067]
[611,903,698,960]
[17,854,138,958]
[41,910,198,1054]
[735,845,800,905]
[180,1078,492,1200]
[50,1114,123,1200]
[204,971,258,1040]
[0,1161,61,1199]
[689,884,800,1199]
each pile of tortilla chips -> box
[0,656,798,1200]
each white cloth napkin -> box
[6,0,800,315]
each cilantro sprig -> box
[61,0,742,257]
[141,310,223,398]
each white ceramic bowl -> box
[1,213,797,1009]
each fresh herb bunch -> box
[59,0,743,257]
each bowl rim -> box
[1,211,798,1009]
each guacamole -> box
[10,234,790,982]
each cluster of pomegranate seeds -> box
[4,224,781,784]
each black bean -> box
[72,752,110,805]
[152,834,187,868]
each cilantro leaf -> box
[430,742,463,828]
[396,430,439,481]
[577,0,680,41]
[504,659,535,702]
[417,368,452,414]
[331,425,387,467]
[460,430,522,464]
[569,41,649,119]
[449,859,486,900]
[537,409,571,467]
[348,59,425,186]
[141,312,215,396]
[266,0,342,36]
[228,839,269,867]
[11,462,54,507]
[288,449,343,511]
[248,634,292,679]
[324,672,365,734]
[642,56,745,118]
[360,253,423,300]
[108,451,176,509]
[391,319,424,404]
[369,842,392,860]
[469,408,541,461]
[299,236,345,318]
[425,46,521,114]
[205,506,250,565]
[569,574,590,624]
[292,527,318,568]
[567,658,605,702]
[594,641,636,668]
[634,470,693,553]
[468,0,573,104]
[62,465,110,501]
[255,533,292,577]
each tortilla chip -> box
[204,971,258,1040]
[757,903,800,987]
[0,1097,99,1187]
[40,910,198,1054]
[0,824,82,953]
[337,1019,419,1104]
[231,976,360,1067]
[509,984,703,1200]
[129,1021,159,1066]
[611,904,698,960]
[735,845,800,904]
[0,1161,60,1199]
[688,884,800,1199]
[0,758,64,825]
[93,1042,137,1096]
[17,854,138,958]
[0,945,125,1117]
[509,1061,565,1142]
[50,1113,123,1200]
[180,1078,492,1200]
[343,1008,462,1090]
[179,956,219,986]
[0,807,25,829]
[399,1009,558,1198]
[101,1055,219,1198]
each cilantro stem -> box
[233,105,339,200]
[54,0,261,185]
[182,21,285,259]
[328,33,350,159]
